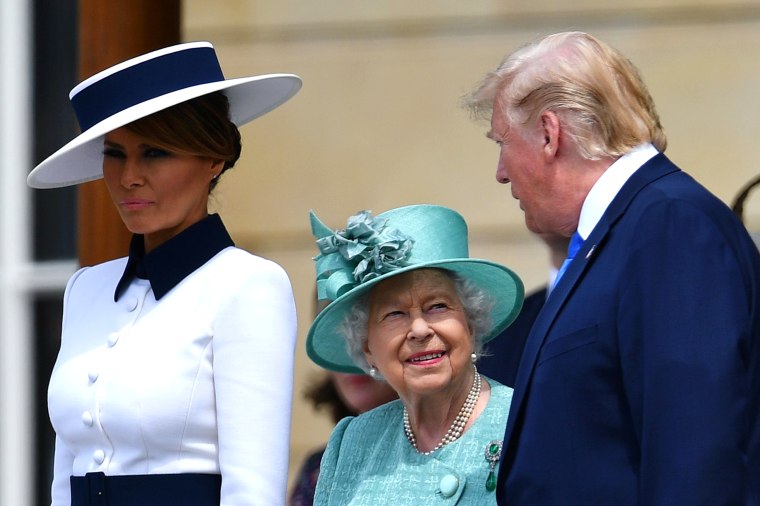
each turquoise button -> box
[439,474,459,498]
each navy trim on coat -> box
[114,213,234,301]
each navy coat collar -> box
[114,213,234,301]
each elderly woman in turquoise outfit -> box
[306,204,524,504]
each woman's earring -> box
[369,366,378,379]
[471,352,477,364]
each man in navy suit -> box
[465,31,760,505]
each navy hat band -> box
[70,46,225,131]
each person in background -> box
[465,31,760,505]
[477,233,569,387]
[732,174,760,249]
[289,370,397,505]
[28,42,301,505]
[306,204,524,504]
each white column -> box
[0,0,33,504]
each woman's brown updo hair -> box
[125,91,242,192]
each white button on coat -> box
[439,474,459,498]
[81,411,93,427]
[125,296,138,312]
[92,449,105,464]
[107,332,119,347]
[87,370,98,383]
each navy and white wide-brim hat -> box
[27,41,302,189]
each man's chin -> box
[524,217,541,234]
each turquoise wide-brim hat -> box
[306,204,524,374]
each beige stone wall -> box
[183,0,760,493]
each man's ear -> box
[540,110,561,160]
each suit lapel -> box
[500,154,681,459]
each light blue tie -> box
[554,232,584,288]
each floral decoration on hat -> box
[313,210,414,301]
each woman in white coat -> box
[28,42,302,506]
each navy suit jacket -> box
[496,154,760,505]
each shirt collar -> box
[546,266,560,297]
[577,143,659,240]
[114,213,234,301]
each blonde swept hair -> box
[465,31,667,160]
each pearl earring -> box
[471,352,477,364]
[369,366,378,378]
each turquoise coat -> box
[314,378,512,505]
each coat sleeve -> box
[313,417,353,505]
[50,267,88,506]
[619,198,760,504]
[50,436,74,506]
[212,257,298,505]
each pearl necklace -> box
[403,365,482,455]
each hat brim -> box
[27,73,301,189]
[306,258,524,374]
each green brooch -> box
[484,440,502,492]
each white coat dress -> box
[47,214,298,505]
